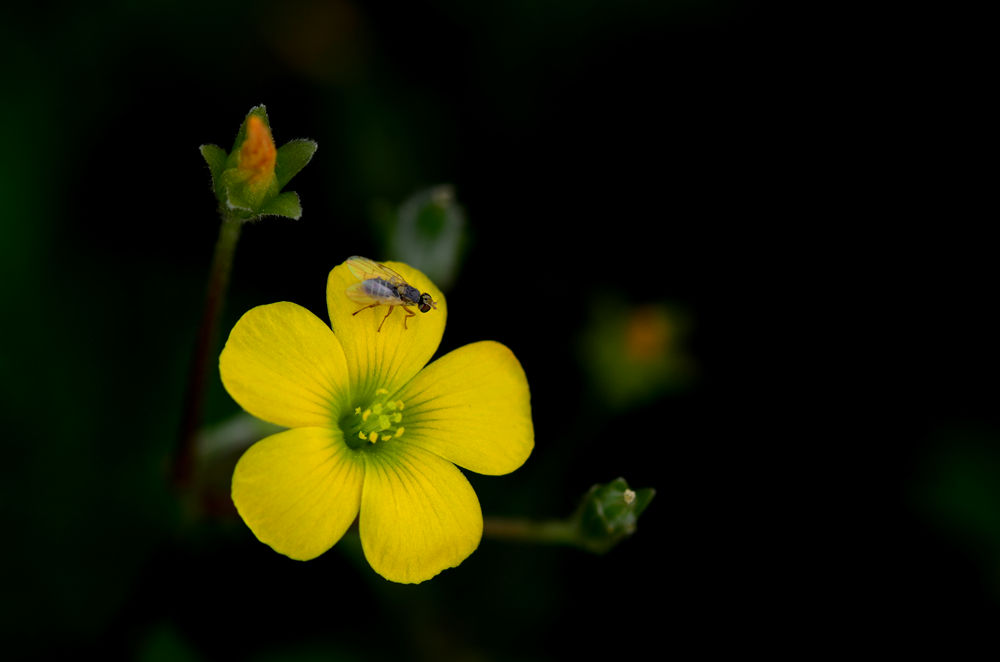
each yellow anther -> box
[391,413,402,424]
[369,432,379,443]
[395,400,405,410]
[375,388,389,396]
[372,403,383,415]
[394,426,405,438]
[358,431,368,441]
[354,406,362,415]
[361,408,372,422]
[381,434,393,442]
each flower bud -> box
[237,115,277,192]
[573,477,655,554]
[200,105,316,221]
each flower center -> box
[343,388,406,450]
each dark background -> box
[2,0,996,659]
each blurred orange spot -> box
[624,306,672,361]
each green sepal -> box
[258,191,302,220]
[275,139,318,189]
[572,477,655,554]
[199,144,227,184]
[218,167,279,215]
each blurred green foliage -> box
[372,184,468,291]
[914,428,1000,599]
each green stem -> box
[482,516,580,547]
[174,212,243,489]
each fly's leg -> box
[353,303,379,317]
[401,306,416,330]
[376,305,395,332]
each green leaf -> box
[259,191,302,220]
[199,144,227,184]
[275,139,318,189]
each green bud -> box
[573,477,655,554]
[376,184,467,291]
[199,105,317,221]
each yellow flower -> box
[219,260,534,583]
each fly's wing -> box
[346,281,397,305]
[346,255,406,286]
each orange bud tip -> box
[238,115,277,186]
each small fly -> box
[345,256,437,332]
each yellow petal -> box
[232,426,364,561]
[326,260,446,399]
[360,443,481,583]
[220,302,349,428]
[397,341,533,476]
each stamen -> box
[348,395,408,447]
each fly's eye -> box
[418,301,431,313]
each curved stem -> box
[174,212,243,489]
